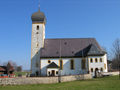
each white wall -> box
[47,68,59,76]
[88,54,108,76]
[41,58,88,76]
[31,23,45,74]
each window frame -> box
[36,25,39,30]
[70,59,75,70]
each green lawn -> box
[0,75,120,90]
[14,72,30,77]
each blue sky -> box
[0,0,120,70]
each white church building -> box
[31,9,108,77]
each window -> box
[100,58,102,62]
[48,60,51,63]
[91,68,93,72]
[90,58,93,63]
[48,72,50,76]
[59,60,63,70]
[36,32,39,34]
[70,59,74,70]
[82,58,86,69]
[56,71,58,75]
[95,58,98,63]
[104,64,106,69]
[100,68,103,72]
[37,25,39,30]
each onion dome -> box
[31,10,46,24]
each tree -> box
[111,38,120,70]
[17,66,22,72]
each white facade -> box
[30,22,108,77]
[47,68,59,76]
[40,54,107,77]
[88,54,108,77]
[41,58,88,76]
[31,10,108,77]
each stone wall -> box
[0,74,91,85]
[102,71,119,76]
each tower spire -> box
[38,0,40,11]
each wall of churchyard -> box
[0,74,91,85]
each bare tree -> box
[111,38,120,70]
[17,66,22,72]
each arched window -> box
[70,59,74,70]
[100,58,102,62]
[95,58,98,63]
[90,58,93,63]
[59,60,63,70]
[104,64,106,69]
[36,25,39,30]
[82,58,86,69]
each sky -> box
[0,0,120,70]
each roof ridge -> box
[45,38,95,40]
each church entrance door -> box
[51,70,55,76]
[95,68,98,78]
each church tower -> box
[31,9,46,75]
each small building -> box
[31,8,108,77]
[0,62,14,76]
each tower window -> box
[37,25,39,30]
[70,59,74,70]
[36,32,39,34]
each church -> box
[31,8,108,77]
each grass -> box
[14,72,30,77]
[0,75,120,90]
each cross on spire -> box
[38,0,40,11]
